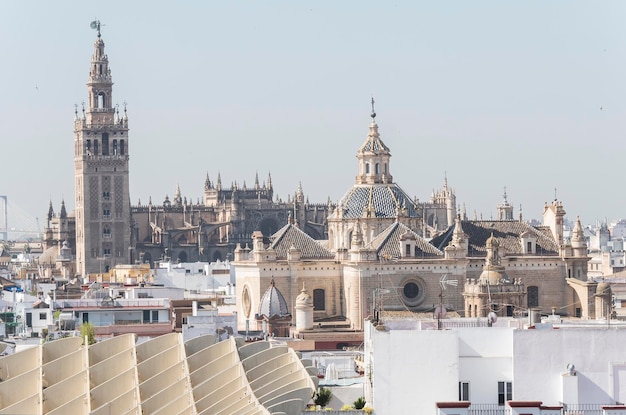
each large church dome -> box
[330,102,420,220]
[334,184,420,219]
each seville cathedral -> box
[42,26,605,329]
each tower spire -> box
[74,24,132,276]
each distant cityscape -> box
[2,21,626,415]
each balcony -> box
[464,403,606,415]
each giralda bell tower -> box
[74,21,131,277]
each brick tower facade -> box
[74,22,131,276]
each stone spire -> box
[47,201,54,223]
[295,182,304,203]
[174,184,182,206]
[60,199,67,219]
[571,216,588,257]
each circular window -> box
[400,277,426,308]
[403,282,419,299]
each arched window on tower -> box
[120,140,125,155]
[375,163,380,175]
[365,163,370,174]
[86,140,91,156]
[384,163,387,174]
[113,140,118,155]
[102,225,111,239]
[93,140,99,155]
[313,289,325,310]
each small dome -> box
[258,279,290,318]
[479,268,507,285]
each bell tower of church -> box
[74,22,131,277]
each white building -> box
[154,260,234,296]
[364,318,626,415]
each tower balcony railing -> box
[102,214,112,220]
[102,234,111,239]
[83,154,128,161]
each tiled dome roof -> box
[258,280,290,318]
[332,184,420,219]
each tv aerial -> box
[436,274,458,329]
[439,274,458,291]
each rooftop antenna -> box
[436,274,458,329]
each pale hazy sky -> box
[1,1,625,232]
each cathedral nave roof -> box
[371,222,443,258]
[431,220,559,256]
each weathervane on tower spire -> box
[90,19,102,37]
[370,96,376,121]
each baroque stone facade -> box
[233,110,593,335]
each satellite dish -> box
[434,305,447,319]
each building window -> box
[458,381,470,401]
[375,163,380,174]
[103,226,111,238]
[120,140,125,155]
[152,310,159,322]
[102,133,109,155]
[39,312,47,320]
[401,278,426,308]
[405,244,411,256]
[498,381,512,406]
[113,140,118,155]
[527,241,532,253]
[365,163,370,174]
[527,286,539,308]
[103,248,111,257]
[313,289,325,310]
